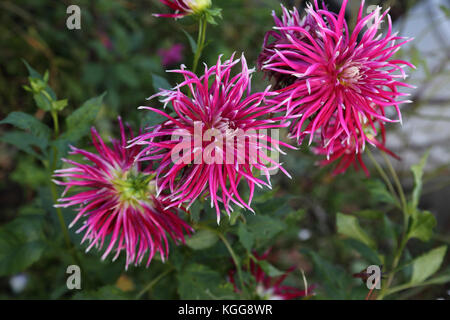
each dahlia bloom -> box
[258,0,415,156]
[53,118,192,269]
[228,251,313,300]
[130,54,294,222]
[154,0,211,18]
[313,117,400,176]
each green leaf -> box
[152,74,171,92]
[382,215,397,249]
[32,90,53,111]
[63,93,106,142]
[187,200,202,223]
[177,263,237,299]
[227,209,242,226]
[115,64,139,88]
[141,109,168,128]
[0,131,47,159]
[185,229,219,250]
[353,209,384,220]
[244,214,286,248]
[336,213,376,249]
[343,239,382,265]
[440,5,450,18]
[11,157,48,189]
[237,223,254,252]
[255,259,285,277]
[424,273,450,285]
[0,215,46,276]
[51,99,68,112]
[205,7,222,25]
[22,61,58,111]
[22,59,43,79]
[410,151,430,211]
[181,29,197,53]
[302,248,352,299]
[410,246,447,284]
[253,194,289,214]
[284,208,306,225]
[0,112,51,149]
[366,179,396,205]
[409,46,428,76]
[408,210,436,242]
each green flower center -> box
[111,168,156,208]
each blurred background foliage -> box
[0,0,449,299]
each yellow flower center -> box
[186,0,211,14]
[337,64,362,86]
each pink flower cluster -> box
[54,0,414,269]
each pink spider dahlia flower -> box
[258,0,415,155]
[53,118,192,269]
[228,251,314,300]
[130,54,294,222]
[154,0,211,18]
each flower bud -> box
[187,0,211,14]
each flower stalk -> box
[49,109,83,269]
[192,14,207,74]
[367,149,410,300]
[217,231,249,299]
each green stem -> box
[50,183,72,248]
[378,235,408,299]
[136,267,174,299]
[366,148,401,209]
[217,232,248,299]
[51,110,59,136]
[370,151,410,300]
[381,152,408,221]
[49,109,83,269]
[197,224,248,298]
[192,15,207,74]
